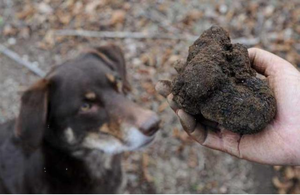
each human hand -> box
[156,48,300,165]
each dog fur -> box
[0,44,160,193]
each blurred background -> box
[0,0,299,193]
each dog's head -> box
[15,44,160,154]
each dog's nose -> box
[139,114,160,136]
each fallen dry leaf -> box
[17,5,36,20]
[272,177,293,190]
[284,167,295,180]
[110,10,126,25]
[142,153,153,182]
[3,25,17,36]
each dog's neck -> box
[71,149,118,178]
[41,141,125,193]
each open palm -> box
[156,48,300,165]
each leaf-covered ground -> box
[0,0,299,193]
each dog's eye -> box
[80,103,92,111]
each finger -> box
[188,124,242,158]
[177,109,196,133]
[202,128,242,158]
[177,111,220,142]
[155,80,172,98]
[167,94,180,111]
[248,48,296,77]
[189,124,222,145]
[189,123,208,144]
[173,59,186,73]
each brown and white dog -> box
[0,44,160,193]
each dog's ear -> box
[15,79,49,150]
[88,44,131,93]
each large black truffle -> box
[172,25,276,134]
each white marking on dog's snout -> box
[65,127,76,144]
[125,127,155,150]
[82,125,156,154]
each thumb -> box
[248,48,296,77]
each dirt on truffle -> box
[172,25,276,134]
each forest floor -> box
[0,0,299,193]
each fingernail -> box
[167,94,179,111]
[155,80,172,97]
[173,59,186,73]
[177,109,196,133]
[190,123,207,144]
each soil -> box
[172,26,276,134]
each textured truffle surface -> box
[172,25,276,134]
